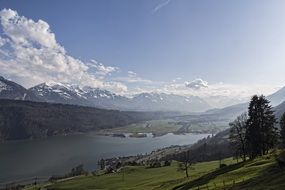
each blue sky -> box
[0,0,284,106]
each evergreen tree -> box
[280,112,285,146]
[246,95,278,158]
[245,95,260,158]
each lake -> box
[0,132,210,183]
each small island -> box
[152,132,168,137]
[129,133,147,138]
[112,133,126,138]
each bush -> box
[164,160,172,167]
[219,164,227,168]
[277,151,285,169]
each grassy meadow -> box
[24,151,285,190]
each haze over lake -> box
[0,132,209,183]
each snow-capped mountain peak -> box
[29,82,82,101]
[82,86,117,99]
[132,92,211,112]
[0,76,212,112]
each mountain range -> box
[2,76,285,115]
[0,76,210,112]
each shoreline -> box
[95,131,213,138]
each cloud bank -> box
[0,9,126,93]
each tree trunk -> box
[185,163,189,178]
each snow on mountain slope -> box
[132,92,211,112]
[0,76,227,112]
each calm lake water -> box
[0,133,209,183]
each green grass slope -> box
[175,151,285,190]
[27,151,285,190]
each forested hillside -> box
[0,99,176,141]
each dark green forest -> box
[0,99,176,141]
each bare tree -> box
[229,113,248,161]
[177,151,194,178]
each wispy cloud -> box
[114,71,153,84]
[153,0,172,12]
[87,59,119,77]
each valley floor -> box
[25,151,285,190]
[98,119,227,136]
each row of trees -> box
[230,95,285,161]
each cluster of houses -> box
[98,155,173,174]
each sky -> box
[0,0,285,106]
